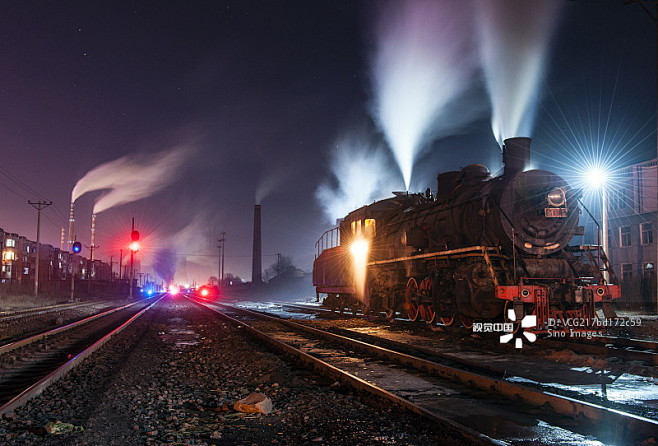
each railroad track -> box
[541,335,658,366]
[0,300,113,323]
[196,299,658,445]
[0,296,163,416]
[0,300,120,346]
[276,302,658,367]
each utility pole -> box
[276,253,282,276]
[70,237,77,302]
[130,219,135,299]
[119,249,123,280]
[86,243,99,296]
[218,232,226,285]
[628,0,658,310]
[28,200,52,297]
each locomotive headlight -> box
[350,239,369,257]
[547,187,566,207]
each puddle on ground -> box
[159,318,200,348]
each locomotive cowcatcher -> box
[313,138,621,333]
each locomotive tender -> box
[313,138,621,332]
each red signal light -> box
[130,241,140,253]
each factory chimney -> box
[502,137,531,176]
[60,227,66,251]
[252,204,262,284]
[67,203,75,251]
[90,214,96,261]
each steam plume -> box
[255,166,290,204]
[477,0,561,146]
[316,131,402,223]
[71,146,191,213]
[370,0,477,189]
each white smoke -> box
[255,166,290,205]
[316,131,403,223]
[71,146,191,213]
[370,0,478,190]
[477,0,562,146]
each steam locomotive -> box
[313,138,621,332]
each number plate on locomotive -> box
[545,207,567,218]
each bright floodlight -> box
[350,239,369,257]
[130,241,140,252]
[587,167,607,189]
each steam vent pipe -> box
[252,204,262,284]
[502,137,531,176]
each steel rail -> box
[219,303,658,444]
[0,296,163,417]
[0,300,104,321]
[193,299,498,446]
[0,301,142,354]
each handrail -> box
[314,227,340,258]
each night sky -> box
[0,1,655,284]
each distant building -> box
[602,158,657,309]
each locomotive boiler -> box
[313,138,621,332]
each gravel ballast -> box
[0,296,469,445]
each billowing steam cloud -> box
[477,0,561,146]
[316,131,403,223]
[153,248,177,285]
[71,146,191,213]
[370,0,477,190]
[152,214,218,285]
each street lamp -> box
[587,167,610,284]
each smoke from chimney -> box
[252,204,262,284]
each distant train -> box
[313,138,621,332]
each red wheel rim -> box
[460,314,473,329]
[423,305,436,324]
[439,314,455,326]
[405,278,419,321]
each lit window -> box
[364,219,376,237]
[620,226,631,247]
[5,239,15,247]
[641,223,653,245]
[23,267,29,275]
[351,220,362,235]
[2,251,15,261]
[621,263,633,281]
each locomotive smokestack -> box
[67,203,75,251]
[502,137,531,176]
[252,204,262,284]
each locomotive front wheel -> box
[405,278,419,322]
[439,312,456,326]
[460,314,474,330]
[420,304,436,324]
